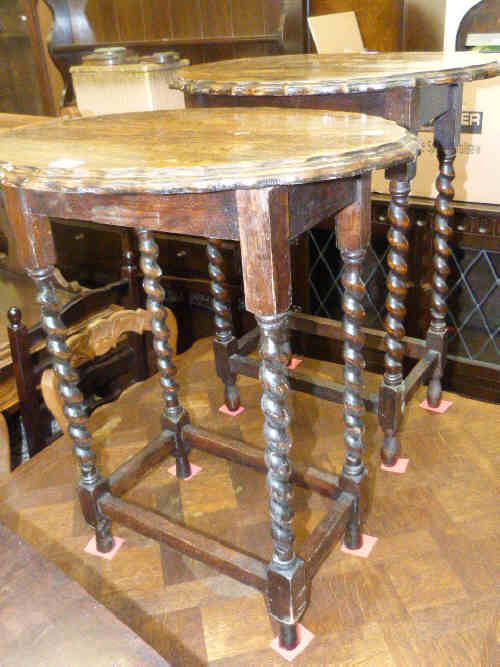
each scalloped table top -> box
[0,108,419,194]
[173,52,500,96]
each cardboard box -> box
[307,11,364,53]
[372,76,500,205]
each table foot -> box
[427,377,442,408]
[279,623,299,651]
[95,518,115,553]
[381,433,400,467]
[343,506,362,551]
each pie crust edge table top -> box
[0,108,419,195]
[173,52,500,96]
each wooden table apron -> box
[0,106,419,650]
[177,52,500,465]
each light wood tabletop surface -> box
[0,108,419,194]
[173,52,500,96]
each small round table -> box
[0,108,418,649]
[174,52,500,465]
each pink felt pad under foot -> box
[84,535,125,560]
[286,357,303,370]
[270,624,315,661]
[381,457,409,474]
[341,534,378,558]
[219,404,245,416]
[167,463,202,480]
[420,398,453,413]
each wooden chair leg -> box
[0,412,10,481]
[7,307,43,458]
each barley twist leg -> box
[379,166,412,465]
[341,249,368,549]
[207,239,240,411]
[137,229,190,478]
[427,147,455,406]
[257,313,305,650]
[31,266,113,552]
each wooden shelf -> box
[52,33,282,55]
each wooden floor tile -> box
[0,337,497,665]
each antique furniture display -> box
[175,51,500,463]
[1,249,154,468]
[0,113,154,468]
[0,108,418,649]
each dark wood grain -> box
[100,493,269,592]
[183,424,342,498]
[229,353,378,412]
[300,491,352,578]
[237,187,291,316]
[108,431,174,497]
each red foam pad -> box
[286,357,303,370]
[341,534,378,558]
[167,463,202,480]
[420,398,453,413]
[381,457,409,474]
[270,624,314,661]
[84,536,124,560]
[218,404,245,416]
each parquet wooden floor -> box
[0,338,498,665]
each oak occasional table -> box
[0,108,418,649]
[174,52,500,465]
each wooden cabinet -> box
[45,0,307,105]
[0,2,45,114]
[0,1,58,115]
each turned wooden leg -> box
[257,312,305,651]
[121,248,149,382]
[335,174,370,550]
[379,163,414,466]
[339,248,368,549]
[237,188,306,650]
[427,145,455,406]
[207,239,240,411]
[31,266,114,552]
[426,84,461,407]
[137,229,190,478]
